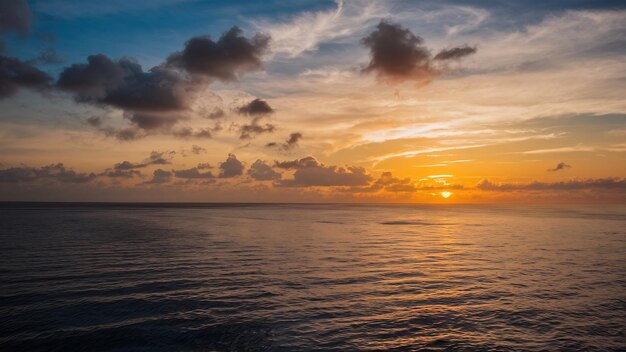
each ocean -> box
[1,203,625,351]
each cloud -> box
[58,27,269,139]
[276,160,372,187]
[370,171,415,192]
[144,169,172,184]
[267,132,303,150]
[57,55,197,140]
[236,98,274,116]
[126,111,186,131]
[0,163,96,183]
[171,126,215,139]
[100,127,147,141]
[219,153,244,178]
[172,165,214,179]
[113,161,143,170]
[166,27,269,81]
[0,0,31,50]
[361,21,435,85]
[547,162,571,172]
[434,45,477,60]
[361,21,476,85]
[57,55,191,114]
[247,160,281,181]
[113,150,175,170]
[239,117,276,139]
[254,0,385,58]
[99,169,141,178]
[477,178,626,191]
[0,55,53,99]
[346,171,422,193]
[274,156,319,170]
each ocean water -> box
[1,203,625,351]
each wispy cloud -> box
[253,0,386,58]
[519,145,596,154]
[372,144,488,163]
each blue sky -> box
[11,1,333,66]
[8,0,625,71]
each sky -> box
[0,0,625,203]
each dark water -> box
[1,203,625,351]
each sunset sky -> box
[1,0,625,202]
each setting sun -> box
[441,191,452,199]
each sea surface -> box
[1,203,625,351]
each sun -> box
[440,191,452,199]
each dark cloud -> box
[274,156,319,170]
[99,122,216,142]
[103,65,190,113]
[373,172,415,192]
[99,169,141,178]
[236,98,274,116]
[0,0,31,50]
[267,132,303,150]
[276,161,372,187]
[126,111,185,131]
[172,127,215,139]
[477,178,626,191]
[172,165,214,179]
[0,55,52,98]
[113,161,142,170]
[362,21,435,84]
[0,163,96,183]
[219,153,244,178]
[434,45,477,61]
[361,21,476,85]
[166,27,269,81]
[58,55,190,113]
[57,55,196,138]
[113,150,175,170]
[57,54,129,102]
[348,171,417,193]
[144,169,172,184]
[146,151,175,164]
[58,27,270,139]
[548,162,571,172]
[286,132,303,146]
[239,117,276,139]
[100,127,146,141]
[247,160,281,181]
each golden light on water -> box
[441,191,452,199]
